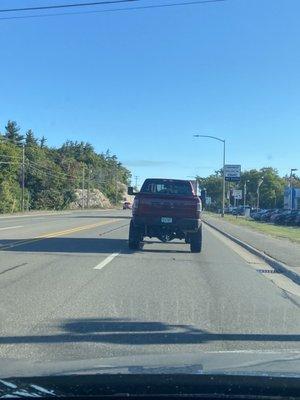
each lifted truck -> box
[127,178,202,253]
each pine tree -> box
[4,120,24,144]
[40,136,47,148]
[25,129,38,146]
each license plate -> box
[161,217,172,223]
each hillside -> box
[0,120,131,213]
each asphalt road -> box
[0,209,300,367]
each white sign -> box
[225,165,241,182]
[205,196,212,205]
[233,189,243,200]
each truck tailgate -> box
[136,194,198,219]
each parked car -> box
[273,210,292,225]
[260,209,280,222]
[270,209,285,223]
[284,210,300,226]
[251,209,268,221]
[294,212,300,226]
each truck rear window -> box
[141,180,193,196]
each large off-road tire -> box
[190,226,202,253]
[128,221,142,250]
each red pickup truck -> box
[127,178,202,253]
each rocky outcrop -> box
[70,189,111,209]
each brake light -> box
[197,200,202,212]
[132,198,139,212]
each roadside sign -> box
[225,165,241,182]
[205,196,212,205]
[233,189,243,200]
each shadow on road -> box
[0,238,130,254]
[0,237,190,254]
[71,215,131,219]
[0,318,299,345]
[142,248,190,254]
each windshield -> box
[1,0,300,392]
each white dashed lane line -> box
[0,225,23,231]
[94,253,120,271]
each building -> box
[284,187,300,210]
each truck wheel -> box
[190,227,202,253]
[128,221,141,250]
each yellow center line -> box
[0,219,121,251]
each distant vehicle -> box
[127,178,202,253]
[251,209,268,221]
[269,209,284,223]
[284,210,300,225]
[231,205,248,216]
[295,212,300,226]
[123,201,132,210]
[273,210,292,225]
[260,209,279,222]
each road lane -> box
[0,209,128,251]
[0,210,300,366]
[0,226,23,231]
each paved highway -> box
[0,209,300,366]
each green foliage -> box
[4,120,24,144]
[25,129,38,147]
[0,120,131,212]
[197,167,286,210]
[197,173,223,209]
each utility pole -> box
[290,168,298,210]
[193,134,226,217]
[21,144,25,212]
[222,140,226,217]
[134,175,138,190]
[243,180,249,212]
[256,178,264,212]
[87,169,91,209]
[82,166,85,210]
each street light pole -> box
[134,175,139,190]
[290,168,298,210]
[257,178,264,212]
[194,134,226,217]
[243,180,249,212]
[222,139,226,218]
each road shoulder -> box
[202,213,300,280]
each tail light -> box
[132,198,139,213]
[197,200,202,212]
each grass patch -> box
[204,212,300,243]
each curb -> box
[203,218,300,286]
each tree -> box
[197,167,286,210]
[240,168,285,209]
[197,171,223,209]
[40,136,47,148]
[0,120,131,212]
[4,120,24,144]
[25,129,38,146]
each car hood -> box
[1,351,300,379]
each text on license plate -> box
[161,217,172,223]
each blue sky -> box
[0,0,299,186]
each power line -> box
[28,163,80,181]
[0,0,228,21]
[0,0,138,13]
[28,161,80,179]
